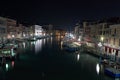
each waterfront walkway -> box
[82,45,120,61]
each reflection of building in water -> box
[60,41,63,50]
[0,61,15,72]
[47,37,49,42]
[50,37,53,44]
[11,61,14,68]
[55,36,61,43]
[43,39,46,45]
[22,42,26,48]
[35,40,42,53]
[31,41,36,45]
[30,41,35,49]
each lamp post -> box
[23,34,25,37]
[98,36,104,63]
[100,36,104,42]
[98,42,102,63]
[100,36,104,57]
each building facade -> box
[42,24,53,36]
[33,25,44,37]
[6,18,17,39]
[83,21,120,58]
[0,17,7,43]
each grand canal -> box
[0,36,118,80]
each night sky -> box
[0,0,120,28]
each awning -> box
[104,46,119,55]
[104,46,119,51]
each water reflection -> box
[35,40,42,53]
[11,61,15,68]
[29,41,36,50]
[56,36,61,41]
[77,54,80,61]
[31,41,36,45]
[115,78,120,80]
[50,37,53,44]
[22,42,26,48]
[19,38,51,53]
[1,37,115,80]
[6,61,15,71]
[0,61,15,72]
[43,39,46,45]
[60,41,63,50]
[5,64,8,71]
[96,63,100,75]
[47,37,49,42]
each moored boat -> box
[62,41,80,52]
[105,67,120,77]
[0,46,17,60]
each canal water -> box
[0,36,118,80]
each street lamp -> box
[12,35,14,38]
[100,36,104,42]
[98,36,104,63]
[23,34,25,37]
[30,34,32,36]
[98,42,103,63]
[78,36,81,41]
[35,33,38,36]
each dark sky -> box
[0,0,120,28]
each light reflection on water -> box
[96,63,100,75]
[22,42,25,48]
[50,37,53,44]
[0,60,15,80]
[0,37,117,80]
[60,41,63,50]
[0,61,15,72]
[77,54,80,61]
[5,63,9,71]
[31,41,36,45]
[115,78,120,80]
[19,38,50,54]
[35,40,42,53]
[11,61,15,68]
[43,39,46,45]
[6,61,15,71]
[96,61,104,76]
[56,36,61,42]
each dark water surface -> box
[0,37,118,80]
